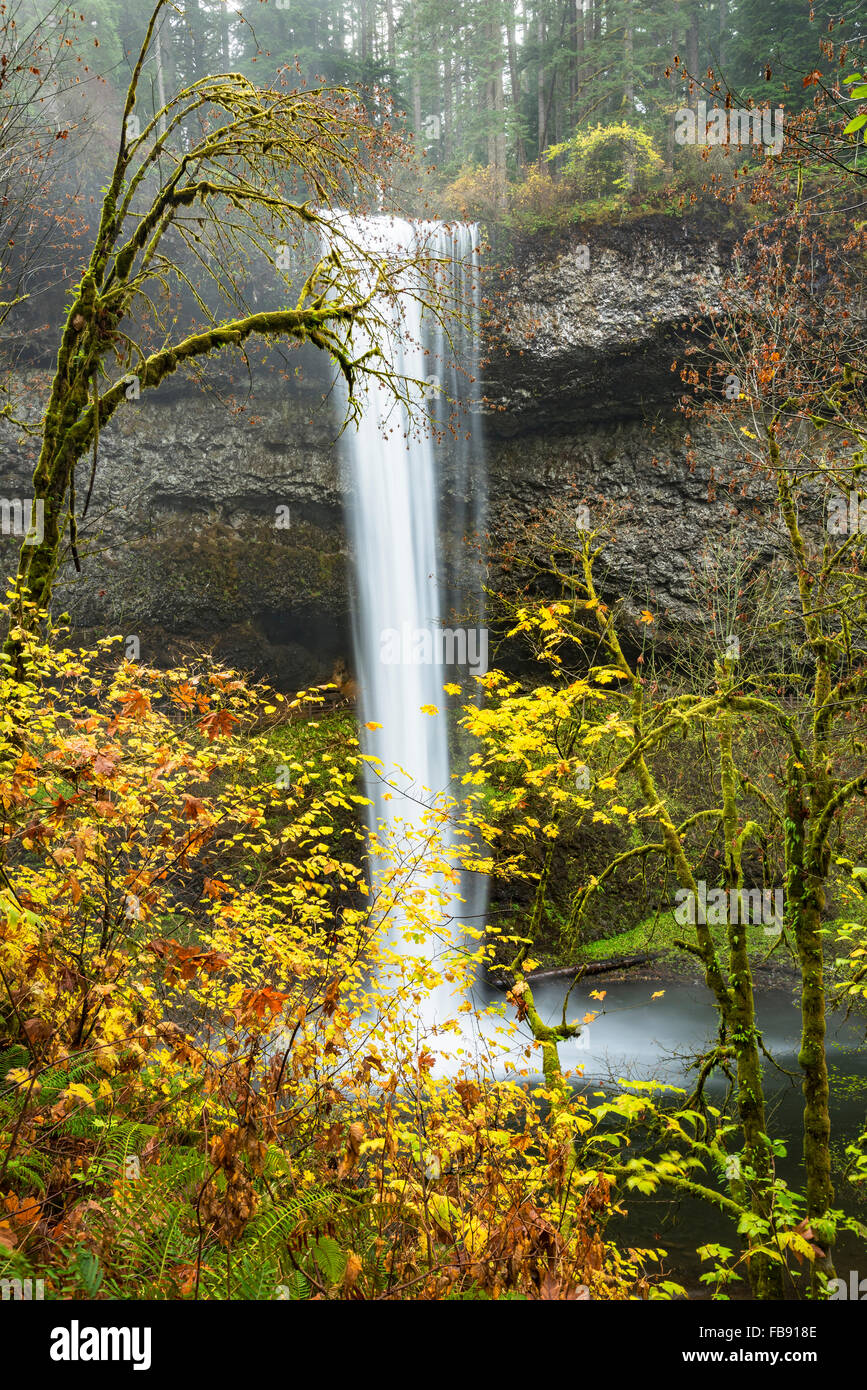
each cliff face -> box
[1,382,352,688]
[484,215,729,433]
[0,215,769,686]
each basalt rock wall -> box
[1,215,778,687]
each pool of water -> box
[469,975,867,1296]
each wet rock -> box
[0,215,777,685]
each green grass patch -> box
[259,708,357,771]
[578,910,784,969]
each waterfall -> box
[338,216,485,1028]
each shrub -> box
[440,162,505,226]
[506,163,576,234]
[0,594,657,1300]
[546,122,664,198]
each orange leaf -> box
[197,709,238,740]
[120,690,152,720]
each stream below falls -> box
[472,975,867,1297]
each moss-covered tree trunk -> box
[718,700,781,1298]
[785,761,835,1287]
[576,563,782,1296]
[776,447,837,1284]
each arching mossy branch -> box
[7,0,460,651]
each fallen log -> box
[491,950,666,990]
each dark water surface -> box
[472,976,867,1296]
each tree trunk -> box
[623,0,635,190]
[506,17,525,169]
[154,12,167,137]
[219,0,229,67]
[443,47,454,159]
[183,0,196,84]
[410,0,423,138]
[665,23,677,175]
[785,761,835,1283]
[385,0,396,71]
[718,701,781,1299]
[573,0,584,113]
[360,0,369,65]
[537,9,547,156]
[687,6,699,109]
[485,20,507,205]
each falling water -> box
[338,217,485,1027]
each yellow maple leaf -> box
[364,721,382,731]
[64,1082,96,1109]
[420,704,439,716]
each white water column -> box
[338,216,483,1025]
